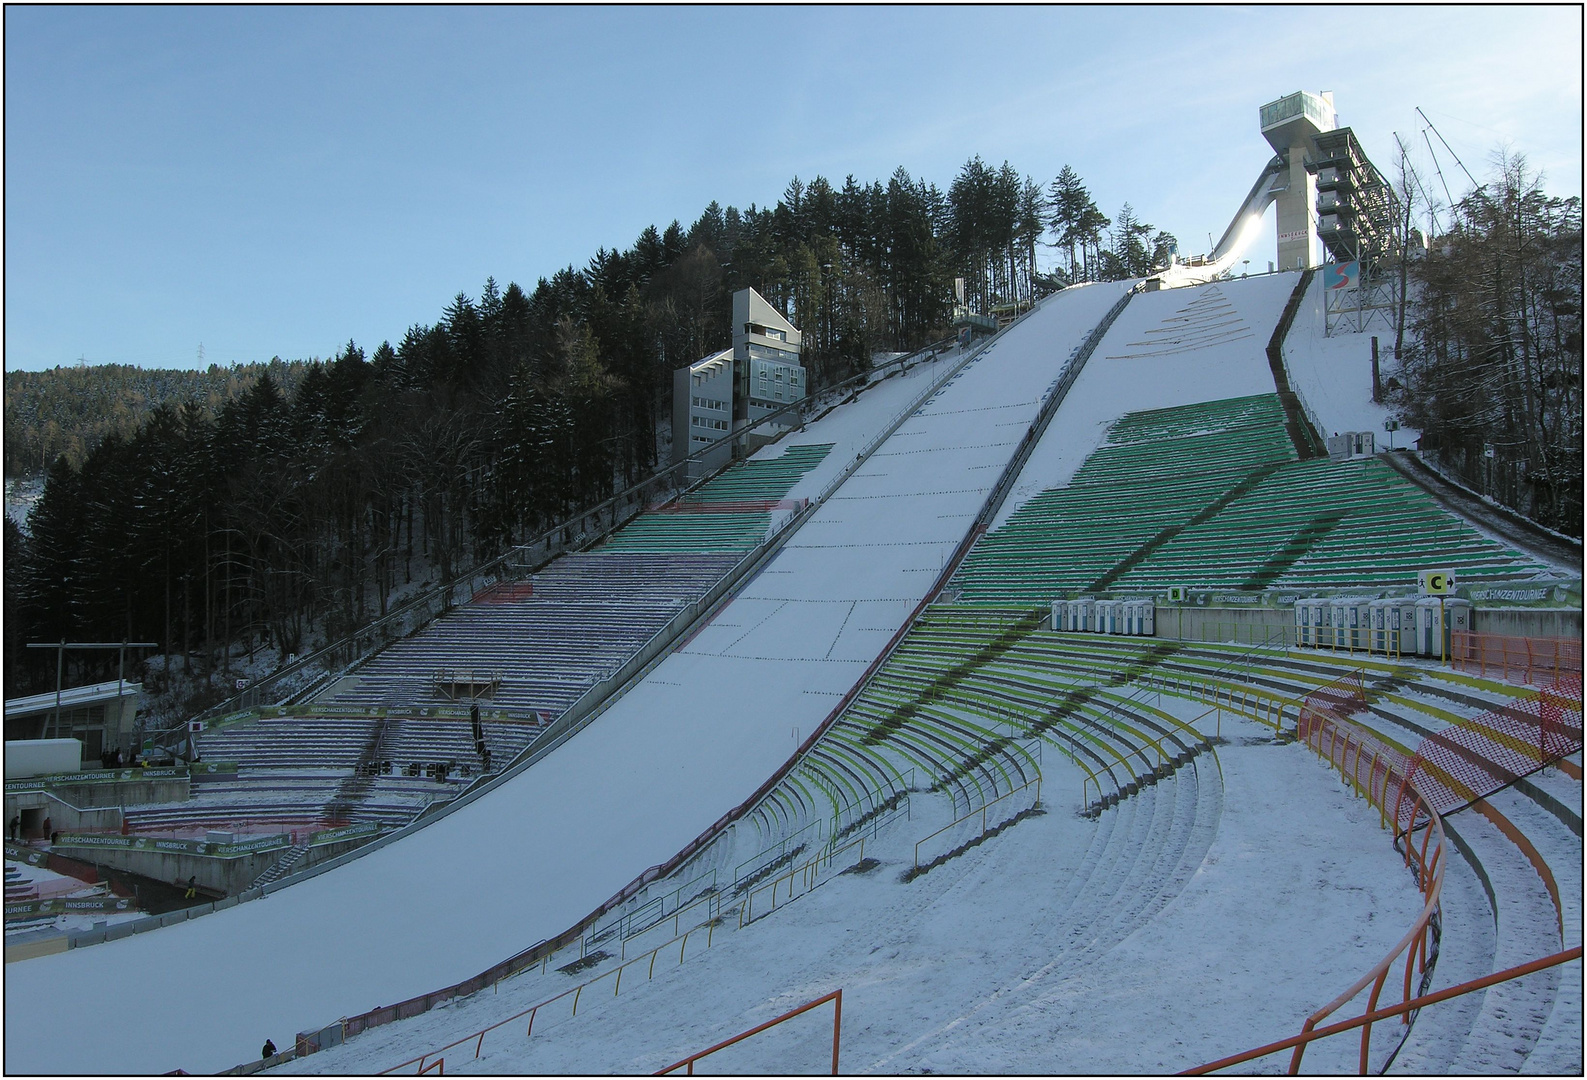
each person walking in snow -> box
[261,1039,276,1060]
[184,876,197,900]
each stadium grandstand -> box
[6,110,1580,1076]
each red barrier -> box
[656,498,808,514]
[1450,631,1582,687]
[471,582,535,605]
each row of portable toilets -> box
[1294,596,1472,656]
[1050,598,1155,636]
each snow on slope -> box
[993,272,1300,529]
[3,285,1129,1077]
[1284,271,1419,445]
[278,713,1427,1075]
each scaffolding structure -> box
[1311,127,1405,338]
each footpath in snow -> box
[5,283,1127,1076]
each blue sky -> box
[5,5,1581,372]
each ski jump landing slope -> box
[4,282,1130,1077]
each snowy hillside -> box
[6,273,1579,1078]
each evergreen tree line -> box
[1398,154,1582,535]
[4,155,1171,699]
[4,358,310,476]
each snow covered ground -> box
[2,281,1135,1077]
[276,711,1428,1075]
[1283,271,1417,446]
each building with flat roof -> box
[4,680,142,763]
[672,289,807,475]
[672,347,735,473]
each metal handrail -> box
[379,916,725,1075]
[913,776,1041,868]
[1284,702,1444,1074]
[740,834,871,926]
[1185,947,1582,1074]
[655,989,842,1076]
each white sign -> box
[1418,569,1457,595]
[1168,586,1189,602]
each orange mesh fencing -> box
[1449,631,1582,687]
[1403,682,1584,818]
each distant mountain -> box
[4,359,309,476]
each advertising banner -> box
[308,822,380,847]
[56,832,289,858]
[4,764,198,794]
[1323,260,1360,290]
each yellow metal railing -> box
[740,834,871,926]
[912,777,1041,869]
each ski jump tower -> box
[1259,90,1337,271]
[1152,90,1400,297]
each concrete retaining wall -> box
[1153,606,1291,643]
[1474,607,1582,641]
[51,833,376,898]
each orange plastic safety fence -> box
[1450,631,1583,687]
[1403,683,1583,818]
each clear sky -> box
[5,5,1581,372]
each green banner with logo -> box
[6,895,135,918]
[3,764,207,794]
[56,832,288,859]
[308,822,379,847]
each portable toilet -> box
[1367,599,1391,655]
[1095,599,1122,634]
[1308,598,1334,649]
[1388,598,1419,656]
[1121,599,1143,636]
[1414,597,1444,657]
[1137,598,1155,637]
[1071,597,1095,633]
[1294,599,1318,648]
[1346,597,1374,651]
[1328,597,1352,650]
[1050,600,1066,632]
[1445,597,1472,644]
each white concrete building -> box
[733,287,805,429]
[672,347,735,471]
[672,289,807,473]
